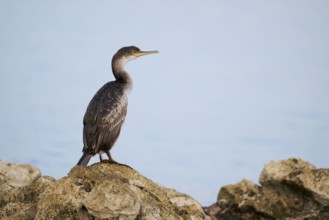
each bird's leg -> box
[99,154,103,162]
[105,151,118,163]
[104,151,132,169]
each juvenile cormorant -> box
[77,46,158,166]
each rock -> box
[1,158,328,219]
[0,160,41,189]
[164,187,210,220]
[0,161,206,219]
[204,158,329,220]
[0,175,56,219]
[260,158,329,207]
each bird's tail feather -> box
[76,152,92,166]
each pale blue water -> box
[1,1,328,205]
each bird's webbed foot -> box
[102,159,133,169]
[99,152,133,169]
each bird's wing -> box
[82,82,128,153]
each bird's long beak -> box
[134,50,159,58]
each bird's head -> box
[113,46,159,65]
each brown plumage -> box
[77,46,158,166]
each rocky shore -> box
[0,158,328,219]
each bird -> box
[77,46,158,166]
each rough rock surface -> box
[0,160,41,190]
[1,158,328,219]
[204,158,329,220]
[0,161,206,220]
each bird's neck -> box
[112,60,133,90]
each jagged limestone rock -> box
[2,158,328,220]
[164,187,209,220]
[260,158,329,207]
[0,176,55,219]
[0,161,206,219]
[0,160,41,189]
[205,158,329,220]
